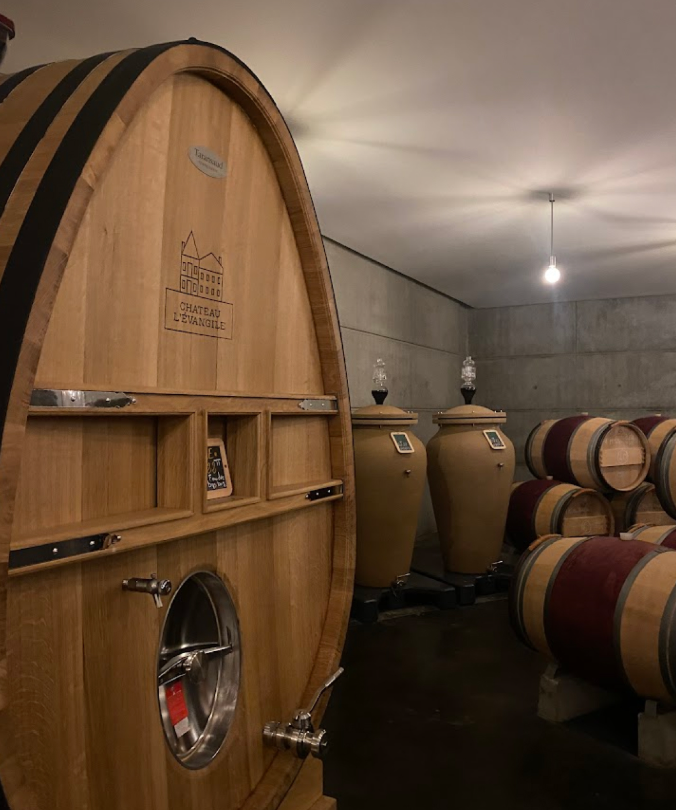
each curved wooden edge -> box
[523,535,596,661]
[621,483,662,531]
[524,420,554,479]
[627,523,651,535]
[619,552,676,703]
[535,483,576,536]
[646,420,676,480]
[0,42,355,810]
[627,524,676,544]
[567,417,610,490]
[655,428,676,518]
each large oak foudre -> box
[0,42,354,810]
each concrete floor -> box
[323,599,676,809]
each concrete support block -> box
[639,700,676,768]
[537,664,622,723]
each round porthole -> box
[157,571,241,769]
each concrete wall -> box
[325,239,468,538]
[469,295,676,482]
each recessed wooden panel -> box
[157,415,194,511]
[270,416,332,496]
[13,416,157,538]
[11,415,195,545]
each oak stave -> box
[625,523,676,550]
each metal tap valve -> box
[122,573,172,608]
[263,667,344,759]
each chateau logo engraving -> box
[164,231,234,340]
[188,145,227,179]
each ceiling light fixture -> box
[543,192,561,284]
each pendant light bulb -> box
[543,193,561,284]
[544,263,560,284]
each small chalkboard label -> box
[390,431,415,454]
[483,429,506,451]
[207,439,233,498]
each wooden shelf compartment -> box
[268,413,335,499]
[204,412,262,511]
[11,413,194,546]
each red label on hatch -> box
[165,682,190,737]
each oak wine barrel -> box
[524,419,556,478]
[539,415,649,492]
[608,482,672,532]
[633,415,676,483]
[510,535,676,703]
[0,42,354,810]
[507,479,613,552]
[625,524,676,550]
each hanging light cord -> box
[549,192,555,264]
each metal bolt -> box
[52,547,58,555]
[104,533,122,549]
[404,469,412,476]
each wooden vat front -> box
[0,42,354,810]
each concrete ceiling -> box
[6,0,676,307]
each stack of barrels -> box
[507,414,651,551]
[509,414,676,708]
